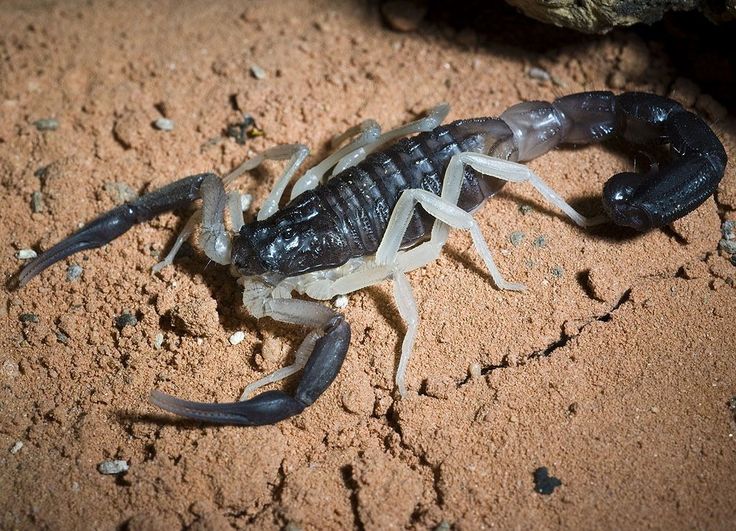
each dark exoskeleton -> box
[15,92,727,426]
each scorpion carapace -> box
[16,91,727,426]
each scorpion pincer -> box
[15,91,727,426]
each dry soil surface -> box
[1,1,735,530]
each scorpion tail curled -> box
[150,315,351,426]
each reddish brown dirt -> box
[1,1,735,529]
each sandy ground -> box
[1,1,735,529]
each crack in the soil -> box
[456,287,633,388]
[340,464,365,531]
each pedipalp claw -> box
[149,389,305,426]
[14,205,137,288]
[150,315,352,426]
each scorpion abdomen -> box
[317,118,515,258]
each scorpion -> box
[15,91,727,426]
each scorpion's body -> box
[16,91,727,426]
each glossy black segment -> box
[14,172,211,287]
[15,204,137,287]
[553,91,617,144]
[614,92,684,145]
[296,316,351,405]
[150,389,305,426]
[600,93,726,230]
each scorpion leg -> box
[331,103,450,175]
[154,153,272,271]
[290,119,381,199]
[227,143,310,221]
[14,172,213,288]
[289,103,450,199]
[150,298,350,426]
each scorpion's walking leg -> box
[154,145,309,270]
[330,103,450,175]
[290,103,450,198]
[290,119,382,199]
[226,144,311,221]
[150,297,351,426]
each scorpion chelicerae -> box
[16,91,727,426]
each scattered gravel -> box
[333,295,349,308]
[153,332,165,350]
[31,191,44,213]
[33,118,59,131]
[97,459,129,475]
[509,231,525,246]
[528,66,551,81]
[19,313,39,324]
[66,264,83,281]
[115,312,138,329]
[15,249,37,260]
[229,331,246,345]
[154,117,175,131]
[250,64,267,80]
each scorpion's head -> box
[231,191,349,277]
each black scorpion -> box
[15,91,727,426]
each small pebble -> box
[55,330,69,344]
[731,254,736,267]
[66,264,83,281]
[527,66,551,82]
[153,332,165,350]
[509,231,525,246]
[115,312,138,329]
[551,265,564,278]
[98,459,129,475]
[10,441,23,454]
[333,295,349,308]
[154,117,175,131]
[468,362,482,379]
[434,522,451,531]
[240,193,253,211]
[2,360,20,378]
[15,249,37,260]
[33,118,59,131]
[719,239,736,254]
[229,331,246,345]
[250,64,267,80]
[31,191,44,213]
[721,220,735,239]
[19,313,39,324]
[533,235,548,248]
[533,466,562,495]
[518,204,533,215]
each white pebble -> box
[154,118,174,131]
[98,459,129,474]
[333,295,349,309]
[250,64,267,80]
[15,249,37,260]
[229,331,246,345]
[10,441,23,454]
[528,66,551,81]
[240,193,253,211]
[153,332,164,350]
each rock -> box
[504,0,729,34]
